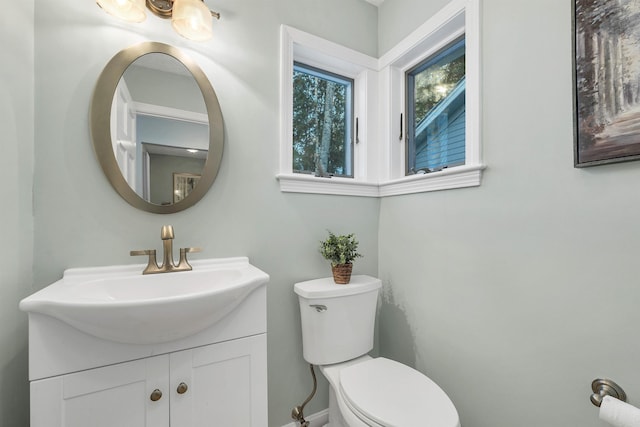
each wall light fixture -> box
[96,0,220,41]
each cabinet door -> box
[31,355,169,427]
[170,334,267,427]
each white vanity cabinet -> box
[171,334,267,426]
[31,334,267,427]
[22,259,269,427]
[32,354,169,427]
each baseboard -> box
[280,408,329,427]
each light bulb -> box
[172,0,213,41]
[96,0,146,23]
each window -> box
[379,0,482,196]
[293,63,354,177]
[278,25,379,197]
[406,37,465,174]
[278,0,481,196]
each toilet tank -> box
[294,275,381,365]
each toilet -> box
[295,275,460,427]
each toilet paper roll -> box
[599,395,640,427]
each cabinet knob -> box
[150,389,163,401]
[177,382,188,394]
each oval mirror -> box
[90,42,223,213]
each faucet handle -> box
[130,249,160,275]
[182,247,202,254]
[176,247,202,271]
[130,249,155,256]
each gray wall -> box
[125,64,207,113]
[1,2,34,426]
[378,1,640,427]
[30,1,378,427]
[8,1,638,427]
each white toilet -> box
[295,275,460,427]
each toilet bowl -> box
[295,275,460,427]
[321,355,460,427]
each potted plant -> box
[319,231,362,284]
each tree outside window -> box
[292,63,353,177]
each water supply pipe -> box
[291,364,317,427]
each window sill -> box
[378,164,485,196]
[276,174,380,197]
[277,164,485,197]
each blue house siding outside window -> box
[414,78,465,171]
[407,37,466,174]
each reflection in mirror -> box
[113,53,209,206]
[91,42,224,214]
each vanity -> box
[19,35,254,425]
[20,257,269,427]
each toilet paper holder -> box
[591,378,627,407]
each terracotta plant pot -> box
[331,263,353,284]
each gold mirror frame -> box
[90,42,224,214]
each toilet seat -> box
[339,358,460,427]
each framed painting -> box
[173,173,201,203]
[574,0,640,167]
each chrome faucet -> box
[130,225,201,274]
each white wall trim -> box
[280,409,329,427]
[378,164,485,197]
[132,102,208,124]
[277,163,484,197]
[277,173,380,197]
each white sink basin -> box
[19,257,269,344]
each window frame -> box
[405,36,466,175]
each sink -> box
[19,257,269,344]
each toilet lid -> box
[339,358,460,427]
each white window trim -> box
[379,0,483,196]
[278,25,379,196]
[278,0,483,197]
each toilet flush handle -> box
[309,304,327,313]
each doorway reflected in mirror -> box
[173,173,201,204]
